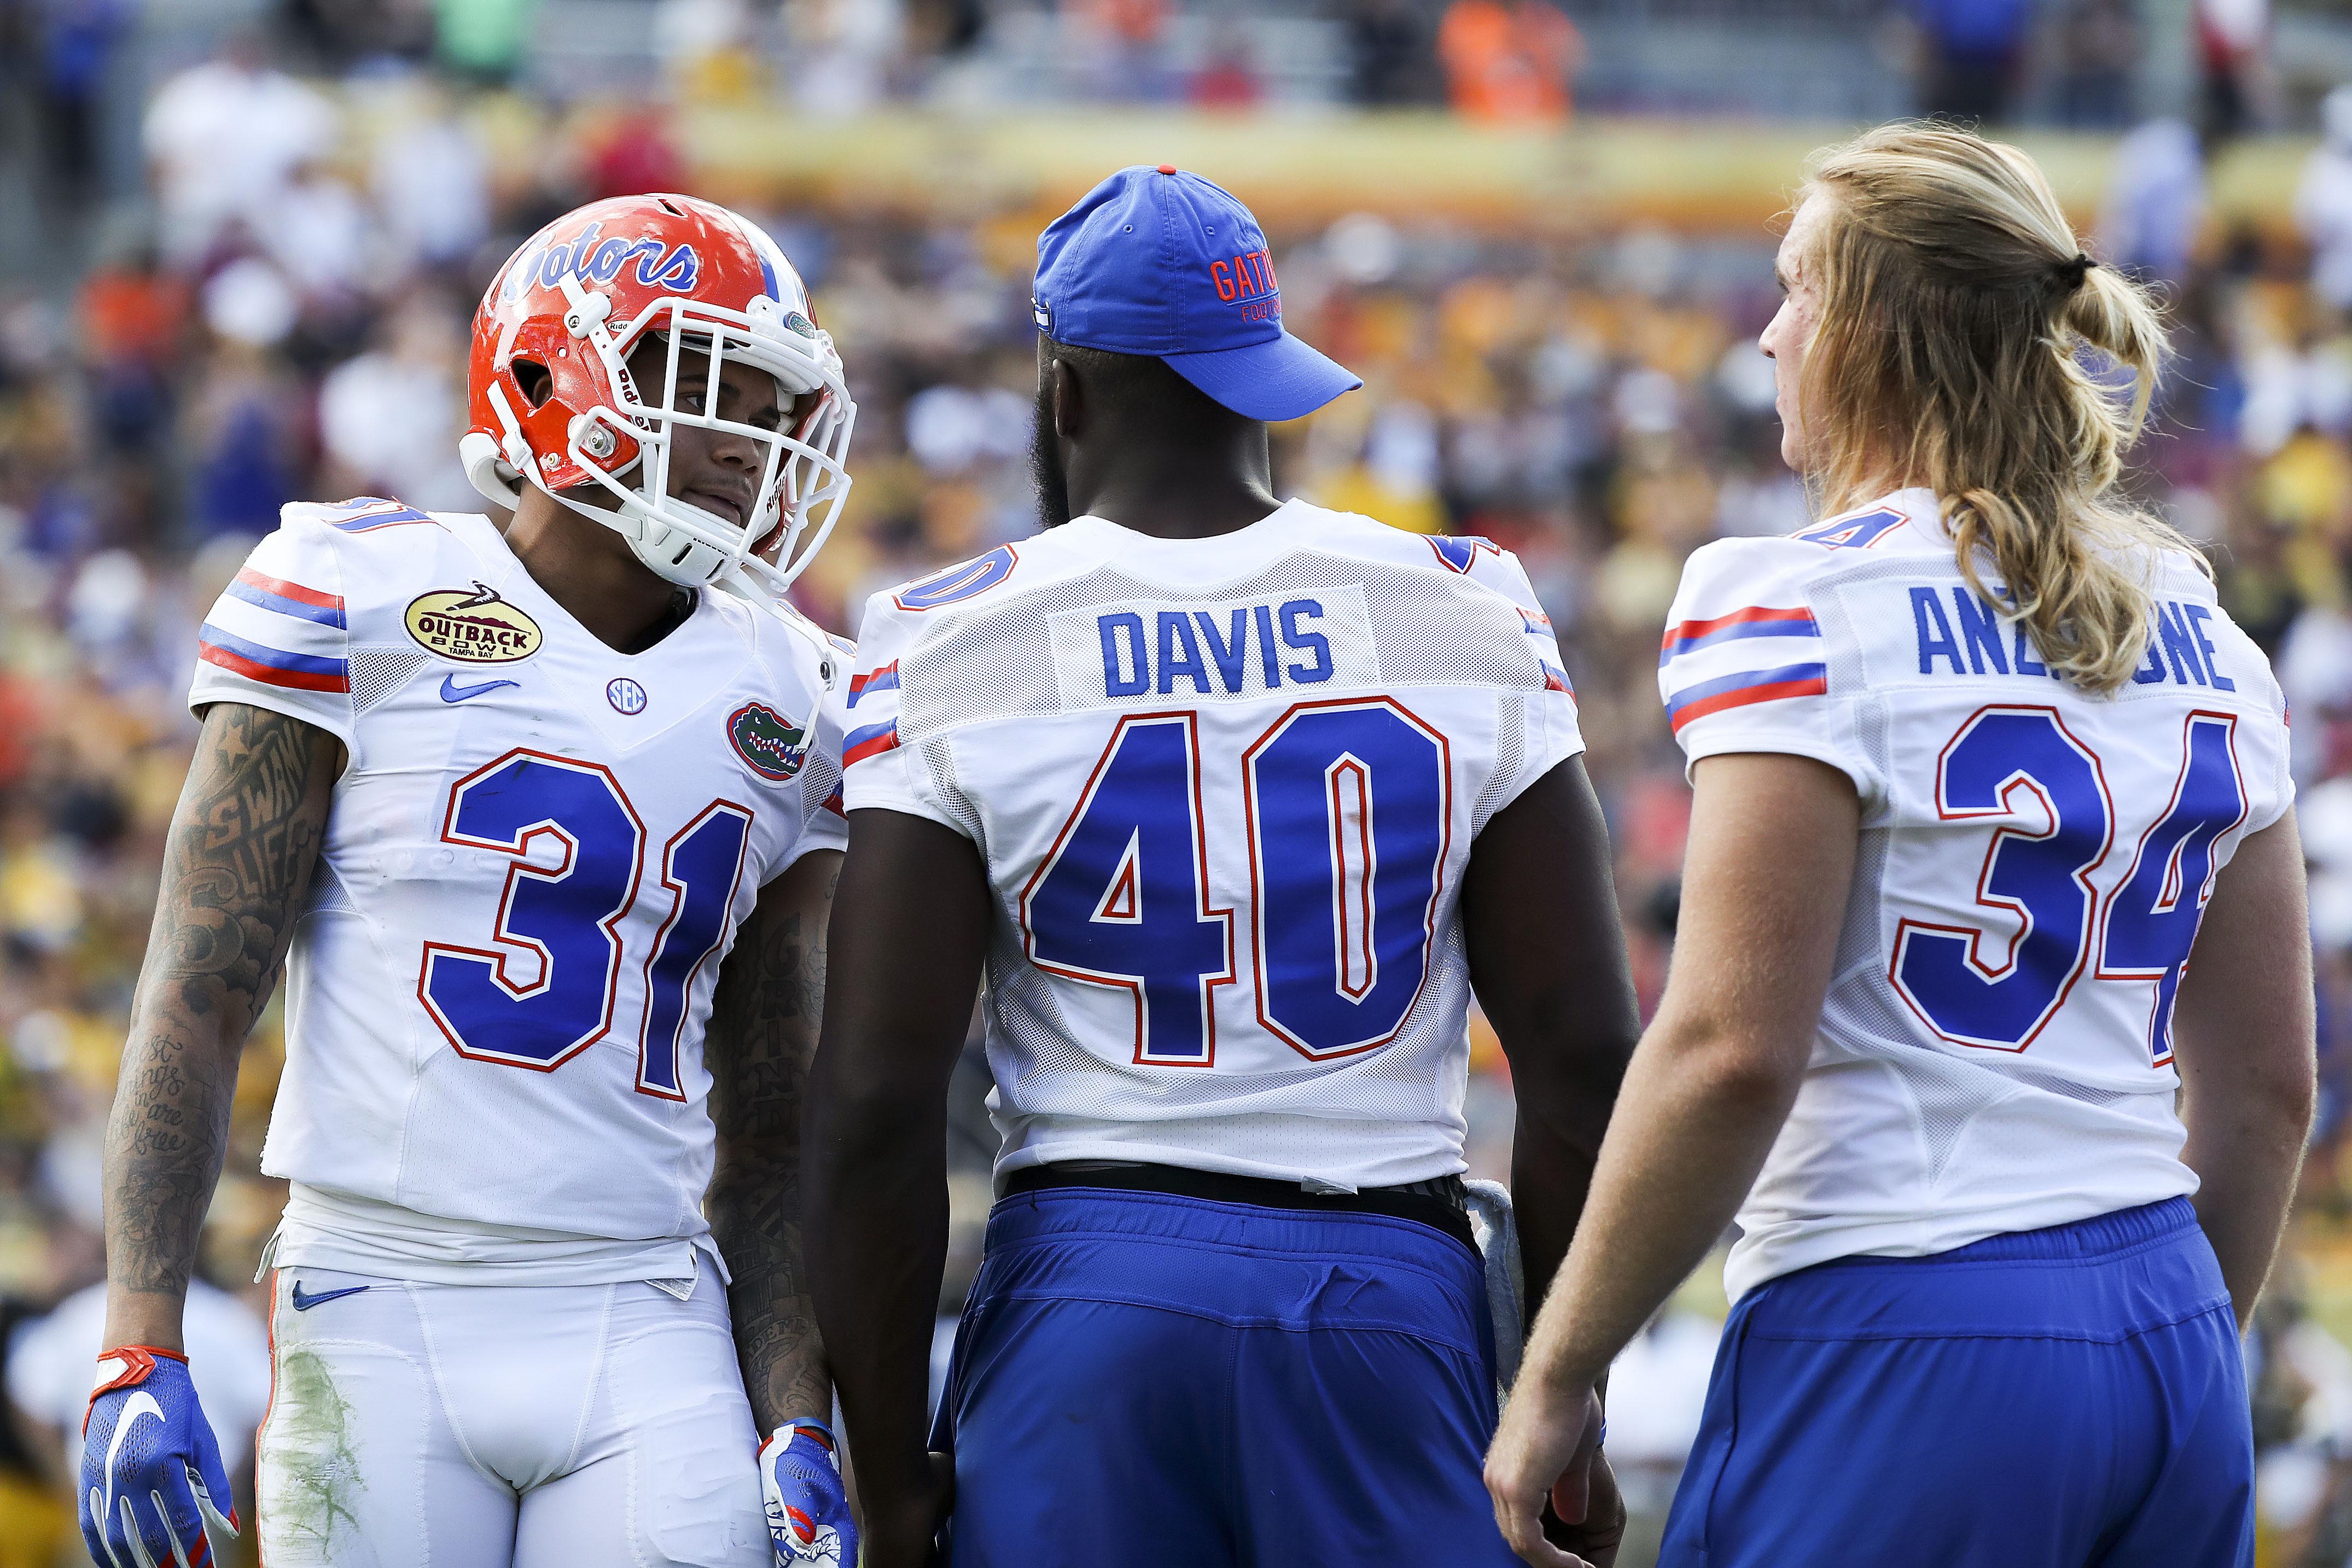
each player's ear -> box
[1049,354,1083,442]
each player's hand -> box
[1486,1380,1607,1567]
[79,1345,238,1568]
[1543,1443,1625,1568]
[760,1419,859,1567]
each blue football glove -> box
[80,1345,238,1568]
[760,1418,858,1567]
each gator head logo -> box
[728,702,808,781]
[405,583,543,664]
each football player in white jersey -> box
[81,195,866,1568]
[1488,126,2316,1568]
[806,167,1640,1568]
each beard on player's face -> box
[1031,377,1073,530]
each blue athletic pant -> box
[1659,1197,2252,1568]
[932,1185,1522,1567]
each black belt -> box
[1002,1162,1479,1256]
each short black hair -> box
[1041,337,1243,432]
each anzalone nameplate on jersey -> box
[405,584,545,664]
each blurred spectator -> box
[1346,0,1441,105]
[2056,0,2139,130]
[369,81,492,276]
[2246,1280,2352,1562]
[436,0,538,86]
[141,34,337,266]
[1190,25,1264,110]
[1605,1304,1723,1568]
[30,0,125,215]
[2196,0,2270,139]
[2302,89,2352,316]
[1911,0,2031,126]
[317,293,473,512]
[583,108,685,200]
[265,159,376,306]
[779,0,908,110]
[1437,0,1582,124]
[1068,0,1175,102]
[2100,118,2207,287]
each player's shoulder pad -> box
[1318,512,1548,613]
[882,542,1026,617]
[724,591,847,696]
[1671,534,1841,613]
[1661,535,1844,679]
[1317,517,1571,693]
[278,496,450,539]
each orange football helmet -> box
[462,194,855,596]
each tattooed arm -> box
[101,703,341,1352]
[707,846,844,1432]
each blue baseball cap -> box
[1033,165,1362,423]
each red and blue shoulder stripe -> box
[1660,605,1819,666]
[848,662,899,708]
[1664,662,1827,733]
[843,720,899,767]
[224,568,346,629]
[198,623,349,693]
[322,497,437,533]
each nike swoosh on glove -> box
[81,1345,238,1568]
[760,1418,859,1567]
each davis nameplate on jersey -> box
[729,701,808,780]
[405,585,544,663]
[1048,585,1378,707]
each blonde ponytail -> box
[1796,123,2194,695]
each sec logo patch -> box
[607,678,647,715]
[728,702,807,781]
[405,584,543,664]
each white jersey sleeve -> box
[1446,539,1586,818]
[840,588,963,832]
[1657,536,1882,805]
[767,631,852,877]
[190,508,358,747]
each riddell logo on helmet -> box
[500,221,701,304]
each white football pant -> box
[256,1267,767,1566]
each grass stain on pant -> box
[265,1347,366,1557]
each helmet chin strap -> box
[624,490,741,587]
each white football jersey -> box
[842,499,1584,1189]
[190,498,847,1284]
[1661,488,2293,1300]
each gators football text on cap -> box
[1031,166,1362,423]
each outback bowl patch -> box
[728,702,808,781]
[405,585,544,664]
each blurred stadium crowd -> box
[13,2,2352,1565]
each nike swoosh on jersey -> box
[440,674,520,703]
[290,1281,372,1311]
